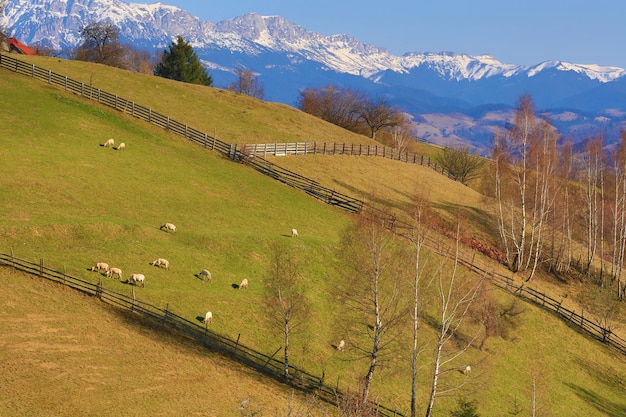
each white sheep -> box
[106,267,123,280]
[204,311,213,324]
[461,365,471,375]
[337,340,345,351]
[150,258,170,270]
[198,269,212,282]
[115,142,126,151]
[239,278,248,290]
[129,273,145,287]
[91,262,109,273]
[160,223,177,234]
[291,228,298,238]
[102,138,115,147]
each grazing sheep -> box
[198,269,212,282]
[204,311,213,324]
[91,262,109,273]
[114,142,126,151]
[337,340,345,351]
[291,228,298,238]
[461,365,471,375]
[160,223,177,234]
[129,273,145,287]
[106,267,123,280]
[239,278,249,290]
[102,138,115,147]
[150,258,170,270]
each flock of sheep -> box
[91,146,347,350]
[90,261,145,287]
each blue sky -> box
[135,0,625,69]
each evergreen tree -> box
[154,36,213,86]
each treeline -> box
[487,95,626,304]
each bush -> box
[449,397,480,417]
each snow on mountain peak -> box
[3,0,625,84]
[526,60,626,82]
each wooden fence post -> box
[262,346,283,371]
[234,333,241,355]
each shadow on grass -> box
[565,383,626,417]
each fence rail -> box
[397,220,626,356]
[244,142,451,177]
[2,53,625,357]
[0,251,403,417]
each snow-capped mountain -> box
[3,0,626,149]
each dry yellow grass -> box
[0,267,331,417]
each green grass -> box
[1,57,625,417]
[10,54,377,146]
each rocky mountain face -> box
[3,0,626,151]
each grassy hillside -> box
[1,56,625,417]
[10,54,377,147]
[1,267,321,417]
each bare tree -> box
[424,220,483,417]
[612,130,626,300]
[550,140,574,275]
[436,146,486,185]
[402,195,431,417]
[298,85,364,131]
[335,207,407,403]
[75,21,126,67]
[121,46,154,74]
[469,280,524,351]
[388,115,414,153]
[356,97,402,140]
[581,133,604,275]
[492,95,559,281]
[264,242,310,379]
[227,67,265,99]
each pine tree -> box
[154,36,213,86]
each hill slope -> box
[1,56,625,416]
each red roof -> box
[7,38,37,55]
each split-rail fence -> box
[0,250,404,417]
[2,53,624,359]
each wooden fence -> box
[2,53,625,357]
[244,142,451,177]
[389,218,626,356]
[0,250,404,417]
[0,53,365,213]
